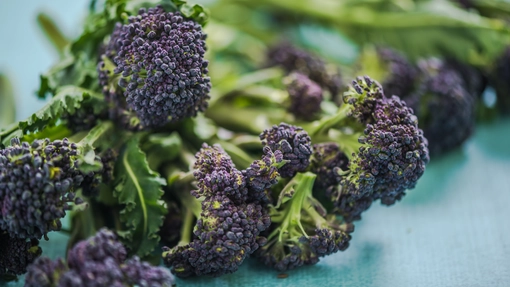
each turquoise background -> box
[1,1,510,286]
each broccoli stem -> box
[308,103,350,137]
[177,208,195,246]
[270,172,317,242]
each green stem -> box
[275,172,316,242]
[231,135,263,150]
[307,104,350,138]
[77,121,114,148]
[210,67,285,108]
[177,208,194,246]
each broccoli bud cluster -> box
[0,231,41,279]
[25,228,174,287]
[0,138,86,239]
[375,47,418,98]
[407,59,476,155]
[163,144,277,277]
[310,142,349,193]
[285,72,323,121]
[267,42,342,98]
[98,6,211,129]
[260,123,313,178]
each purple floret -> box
[310,142,349,193]
[406,59,475,155]
[164,194,270,277]
[242,146,284,204]
[192,144,248,203]
[0,232,41,279]
[376,47,418,98]
[98,6,211,130]
[25,228,174,287]
[285,72,323,120]
[260,123,313,178]
[0,138,85,239]
[267,42,342,99]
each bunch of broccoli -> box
[0,0,441,284]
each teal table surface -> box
[1,1,510,287]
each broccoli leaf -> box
[0,86,102,146]
[114,136,167,257]
[0,73,16,129]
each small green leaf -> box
[0,86,102,146]
[114,136,167,257]
[141,132,182,171]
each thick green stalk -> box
[177,208,195,246]
[269,172,317,242]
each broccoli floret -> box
[357,46,418,99]
[163,144,278,277]
[0,231,41,280]
[24,228,174,287]
[267,41,342,99]
[311,76,429,221]
[406,58,476,155]
[284,72,323,121]
[98,6,211,130]
[259,123,313,178]
[0,138,86,239]
[310,142,349,194]
[242,146,285,204]
[255,172,353,271]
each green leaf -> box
[141,132,182,171]
[0,86,102,146]
[0,73,16,129]
[114,136,167,257]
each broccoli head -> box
[285,72,323,121]
[356,46,417,99]
[255,172,353,271]
[406,58,476,155]
[0,231,41,280]
[311,76,429,221]
[163,144,280,277]
[24,228,174,287]
[267,41,342,99]
[98,6,211,130]
[310,142,349,194]
[0,138,86,239]
[260,123,313,178]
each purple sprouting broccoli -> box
[242,146,285,204]
[98,6,211,130]
[406,58,476,156]
[259,123,313,178]
[285,72,323,121]
[310,142,349,195]
[192,144,248,203]
[163,144,282,277]
[374,47,418,98]
[254,172,354,271]
[0,231,41,280]
[24,228,174,287]
[0,138,85,239]
[267,41,342,99]
[310,76,429,222]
